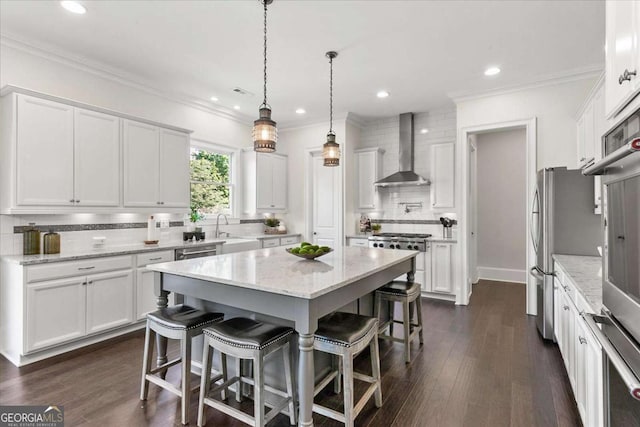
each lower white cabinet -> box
[431,243,454,294]
[553,263,604,427]
[261,235,301,248]
[135,250,175,320]
[346,237,368,247]
[26,267,134,353]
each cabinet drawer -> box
[348,238,368,247]
[137,250,174,267]
[27,255,133,283]
[262,238,280,248]
[280,236,300,246]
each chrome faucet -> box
[215,214,229,238]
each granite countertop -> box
[346,234,369,239]
[148,246,418,300]
[232,233,301,240]
[552,254,603,314]
[428,237,457,243]
[1,238,258,266]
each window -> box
[190,145,233,218]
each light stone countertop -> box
[1,238,258,266]
[428,237,458,243]
[148,246,418,300]
[552,254,603,314]
[232,233,302,240]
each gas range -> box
[368,233,432,252]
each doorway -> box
[459,118,537,314]
[305,150,343,247]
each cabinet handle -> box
[78,266,95,271]
[563,305,569,311]
[75,200,80,203]
[69,199,75,203]
[579,336,587,345]
[82,281,87,286]
[87,281,93,284]
[618,69,637,84]
[149,257,162,261]
[160,201,165,205]
[157,201,161,205]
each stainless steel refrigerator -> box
[530,167,602,340]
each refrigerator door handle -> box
[530,188,540,254]
[529,266,545,280]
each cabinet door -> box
[74,108,120,206]
[262,238,279,248]
[357,151,377,209]
[26,277,86,352]
[583,102,595,166]
[159,129,190,208]
[423,247,433,292]
[430,143,455,209]
[256,154,274,209]
[585,327,604,427]
[85,270,134,334]
[576,115,586,168]
[136,268,159,320]
[347,238,368,247]
[575,318,588,422]
[432,243,453,293]
[553,278,562,345]
[605,0,639,118]
[271,154,287,210]
[123,120,160,207]
[16,95,74,206]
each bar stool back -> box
[140,304,224,425]
[197,317,296,427]
[312,312,382,427]
[374,280,424,363]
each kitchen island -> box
[148,246,417,427]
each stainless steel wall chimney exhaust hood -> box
[374,113,430,187]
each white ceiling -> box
[0,0,604,127]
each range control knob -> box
[389,244,395,249]
[379,244,384,248]
[372,243,378,248]
[414,245,420,250]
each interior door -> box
[468,140,478,284]
[312,154,339,247]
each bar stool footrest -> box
[149,357,181,375]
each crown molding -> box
[0,33,252,126]
[278,112,354,132]
[449,64,604,104]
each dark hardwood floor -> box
[0,280,581,426]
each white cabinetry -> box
[260,235,301,249]
[135,250,175,321]
[553,263,604,427]
[430,142,455,209]
[346,236,369,247]
[242,150,288,213]
[85,270,134,334]
[354,148,384,210]
[124,121,190,208]
[431,242,454,294]
[605,0,640,119]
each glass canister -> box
[23,223,41,255]
[43,229,61,254]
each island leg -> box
[298,333,315,427]
[154,272,170,375]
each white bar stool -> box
[140,304,225,425]
[374,280,424,363]
[197,317,296,427]
[312,312,382,427]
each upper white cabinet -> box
[355,147,384,210]
[605,0,640,119]
[242,150,288,213]
[0,87,192,214]
[124,121,190,208]
[430,142,455,209]
[74,108,120,206]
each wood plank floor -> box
[0,280,581,426]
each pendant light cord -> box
[329,54,333,133]
[263,0,268,107]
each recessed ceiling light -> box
[60,1,86,14]
[376,90,390,99]
[420,128,429,134]
[210,96,219,102]
[295,108,306,114]
[484,67,501,76]
[233,105,241,110]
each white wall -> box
[475,128,527,282]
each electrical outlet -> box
[159,219,170,229]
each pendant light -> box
[253,0,277,152]
[323,51,340,167]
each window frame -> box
[189,139,240,220]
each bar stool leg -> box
[140,323,155,401]
[388,300,395,336]
[282,342,296,425]
[220,353,228,401]
[370,331,382,408]
[342,351,355,427]
[254,355,265,427]
[235,357,243,402]
[180,332,192,425]
[373,293,381,331]
[403,300,411,363]
[198,339,212,427]
[415,298,424,345]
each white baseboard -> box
[477,266,526,284]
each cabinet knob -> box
[619,69,637,84]
[579,336,587,345]
[69,199,75,203]
[75,200,80,203]
[580,157,586,162]
[563,305,569,311]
